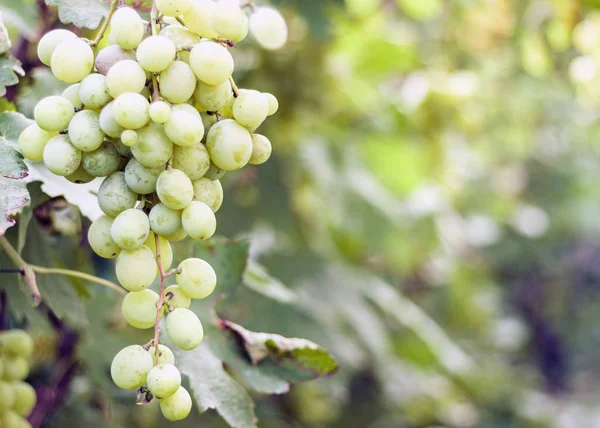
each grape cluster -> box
[17,0,286,421]
[0,330,37,428]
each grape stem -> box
[150,1,161,102]
[90,0,120,46]
[0,236,41,304]
[229,76,240,98]
[29,265,126,295]
[152,232,167,362]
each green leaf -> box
[243,260,298,304]
[0,181,29,235]
[0,137,27,179]
[0,54,24,97]
[46,0,109,29]
[0,111,33,146]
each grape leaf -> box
[0,180,29,235]
[46,0,109,29]
[0,137,27,179]
[243,260,298,304]
[0,111,33,146]
[0,54,25,97]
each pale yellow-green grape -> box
[166,308,203,350]
[172,143,210,181]
[172,103,201,117]
[144,232,174,274]
[34,96,74,132]
[249,7,288,50]
[137,36,176,73]
[263,92,279,116]
[163,227,188,242]
[1,330,34,357]
[176,257,216,299]
[156,169,194,209]
[194,78,231,112]
[160,386,192,421]
[106,60,147,98]
[111,345,154,390]
[160,61,197,104]
[88,214,121,259]
[111,208,150,250]
[113,92,150,129]
[68,110,105,152]
[66,164,96,184]
[62,84,83,110]
[159,26,200,64]
[37,29,76,66]
[212,0,248,42]
[122,289,161,329]
[43,135,82,176]
[78,73,111,109]
[4,356,29,381]
[149,344,175,365]
[124,158,164,195]
[98,172,138,218]
[249,133,272,165]
[200,112,217,139]
[147,364,181,399]
[204,162,226,180]
[164,110,204,147]
[51,38,94,83]
[183,0,218,38]
[121,129,138,147]
[206,119,252,170]
[233,89,269,129]
[115,245,157,291]
[149,203,182,236]
[2,411,31,428]
[131,123,174,167]
[164,285,191,310]
[95,45,137,75]
[99,101,125,138]
[149,101,172,124]
[11,381,36,417]
[0,381,15,411]
[189,41,233,85]
[110,7,145,50]
[192,177,223,212]
[112,137,133,157]
[220,94,235,118]
[82,141,121,176]
[18,124,53,162]
[156,0,192,17]
[181,201,216,240]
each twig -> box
[29,265,126,295]
[152,233,167,362]
[152,74,160,102]
[175,16,186,26]
[0,236,41,304]
[229,76,240,98]
[90,0,120,46]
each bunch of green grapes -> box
[17,0,287,421]
[0,330,37,428]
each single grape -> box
[0,381,15,411]
[233,89,269,129]
[51,38,94,83]
[250,7,288,50]
[37,29,76,66]
[106,60,147,98]
[149,344,175,365]
[160,386,193,421]
[98,172,138,218]
[194,78,232,112]
[263,92,279,116]
[156,169,194,209]
[131,123,174,167]
[163,227,188,242]
[166,308,203,350]
[111,345,154,390]
[4,357,29,381]
[79,73,111,109]
[124,158,164,195]
[81,140,120,176]
[200,112,218,138]
[137,36,176,73]
[182,201,216,240]
[34,96,74,132]
[160,61,197,104]
[189,41,234,85]
[62,84,83,110]
[11,381,36,418]
[122,289,161,329]
[183,0,218,38]
[43,135,82,176]
[112,138,133,158]
[66,164,96,184]
[176,258,217,299]
[147,363,181,399]
[110,7,145,50]
[171,143,210,181]
[115,245,157,291]
[0,330,34,357]
[88,214,121,258]
[249,133,272,165]
[121,129,138,147]
[68,110,105,152]
[111,208,150,250]
[212,0,249,42]
[206,119,252,170]
[157,0,192,17]
[1,411,31,428]
[95,45,137,75]
[172,103,201,117]
[18,124,53,162]
[149,102,171,125]
[165,285,191,310]
[192,177,223,212]
[113,92,150,129]
[149,203,182,236]
[144,232,174,274]
[164,110,204,147]
[99,101,125,138]
[204,162,227,180]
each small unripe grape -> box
[148,344,175,365]
[147,363,181,398]
[189,41,234,85]
[172,144,210,181]
[194,79,232,112]
[249,133,272,165]
[131,123,174,167]
[165,285,191,310]
[0,381,15,411]
[182,201,216,240]
[111,345,154,390]
[160,386,193,421]
[43,135,82,176]
[115,245,157,291]
[37,29,76,66]
[122,289,161,329]
[68,110,105,152]
[34,96,74,132]
[111,208,150,250]
[176,258,216,299]
[98,172,138,218]
[62,84,83,110]
[164,110,204,147]
[137,36,176,73]
[149,203,182,236]
[11,381,36,417]
[66,164,96,184]
[166,308,203,350]
[51,38,94,83]
[157,0,192,17]
[263,92,279,116]
[106,60,147,98]
[99,101,125,138]
[149,101,172,124]
[88,214,120,258]
[163,227,188,242]
[233,89,269,129]
[250,7,288,50]
[156,169,194,210]
[124,158,164,195]
[0,330,34,357]
[18,124,53,162]
[206,119,252,170]
[4,357,29,381]
[82,141,120,176]
[95,45,137,75]
[160,61,197,104]
[121,129,138,147]
[79,73,111,109]
[183,0,218,38]
[144,232,173,273]
[192,178,223,212]
[204,162,226,180]
[212,0,249,42]
[110,7,145,50]
[113,92,150,129]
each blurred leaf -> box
[0,111,33,146]
[46,0,109,29]
[243,260,297,304]
[16,68,69,118]
[0,54,24,97]
[0,137,27,179]
[0,181,29,235]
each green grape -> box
[37,29,76,66]
[115,245,157,291]
[192,177,223,212]
[78,73,111,109]
[147,364,181,399]
[233,89,269,129]
[156,169,194,209]
[110,7,145,50]
[0,330,34,357]
[131,123,174,167]
[220,94,235,118]
[189,41,234,85]
[204,162,226,180]
[122,289,161,329]
[112,137,133,157]
[68,110,105,152]
[113,92,150,129]
[164,110,204,147]
[206,119,252,170]
[160,25,201,58]
[172,143,210,181]
[249,7,288,50]
[106,60,147,98]
[43,135,82,176]
[263,92,279,116]
[4,357,29,381]
[160,386,192,421]
[99,101,125,138]
[160,61,197,104]
[249,133,272,165]
[176,258,216,299]
[66,164,96,184]
[172,103,200,117]
[137,36,176,73]
[34,96,74,132]
[157,0,192,17]
[95,45,137,75]
[62,84,83,110]
[182,201,216,240]
[200,112,217,138]
[88,214,121,258]
[144,232,174,273]
[2,411,32,428]
[149,101,172,124]
[111,208,150,250]
[110,345,154,390]
[81,141,120,176]
[121,129,138,147]
[98,172,138,217]
[149,203,182,236]
[51,38,94,83]
[212,0,249,43]
[166,308,203,350]
[148,344,175,365]
[163,227,188,242]
[183,0,218,38]
[165,285,191,310]
[11,381,36,417]
[0,381,15,411]
[18,124,53,162]
[194,79,231,112]
[124,158,164,195]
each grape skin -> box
[159,386,193,421]
[113,92,151,130]
[137,36,177,73]
[95,45,137,75]
[99,101,125,138]
[165,285,191,310]
[160,61,197,104]
[172,143,211,181]
[37,29,76,66]
[204,162,227,181]
[51,38,94,83]
[0,330,34,357]
[66,164,96,184]
[124,158,164,195]
[206,119,253,170]
[0,381,15,411]
[263,92,279,116]
[111,345,154,390]
[68,110,105,152]
[233,89,269,129]
[181,201,216,240]
[43,135,82,177]
[166,308,203,350]
[106,60,147,98]
[1,411,30,428]
[11,381,37,417]
[149,344,175,365]
[183,0,218,38]
[192,178,223,212]
[249,133,272,165]
[88,214,121,259]
[163,227,188,242]
[156,169,194,210]
[110,7,145,50]
[149,101,172,124]
[18,124,53,162]
[156,0,192,17]
[149,203,182,236]
[111,208,150,250]
[98,172,138,218]
[115,245,157,291]
[176,258,217,299]
[164,110,204,147]
[250,7,288,50]
[34,96,74,132]
[4,357,29,381]
[212,0,249,43]
[122,289,161,329]
[62,84,83,110]
[200,112,218,138]
[189,41,234,85]
[146,363,181,398]
[82,141,121,177]
[121,129,138,147]
[194,78,232,112]
[79,73,111,109]
[160,25,201,59]
[131,123,174,168]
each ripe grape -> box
[263,92,279,116]
[156,169,194,210]
[171,143,210,181]
[1,330,34,357]
[189,41,234,85]
[115,245,157,291]
[149,101,172,124]
[122,289,161,329]
[164,285,191,310]
[206,119,252,170]
[11,381,36,417]
[183,0,218,38]
[4,357,29,381]
[164,110,204,147]
[111,208,150,250]
[181,201,216,240]
[159,386,193,421]
[99,101,125,138]
[156,0,192,17]
[18,124,53,162]
[110,7,145,50]
[95,45,137,75]
[131,123,174,167]
[212,0,249,43]
[149,344,175,365]
[79,73,111,109]
[233,89,269,129]
[145,232,173,273]
[149,203,182,236]
[43,135,82,176]
[249,133,272,165]
[113,92,150,129]
[160,61,197,104]
[194,79,232,112]
[37,29,76,66]
[204,162,227,180]
[192,178,223,212]
[98,172,138,218]
[62,84,83,110]
[176,258,216,299]
[163,228,188,242]
[146,363,181,398]
[172,103,201,117]
[137,36,176,73]
[68,110,105,152]
[0,381,15,411]
[66,164,96,184]
[34,96,74,132]
[88,214,121,258]
[166,308,203,350]
[111,345,154,390]
[82,141,121,176]
[51,38,94,83]
[106,60,147,98]
[250,7,288,50]
[112,138,133,157]
[1,411,30,428]
[124,158,164,195]
[121,129,138,147]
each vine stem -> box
[29,265,126,295]
[150,1,160,102]
[229,76,240,98]
[152,232,168,362]
[91,0,120,46]
[0,236,41,304]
